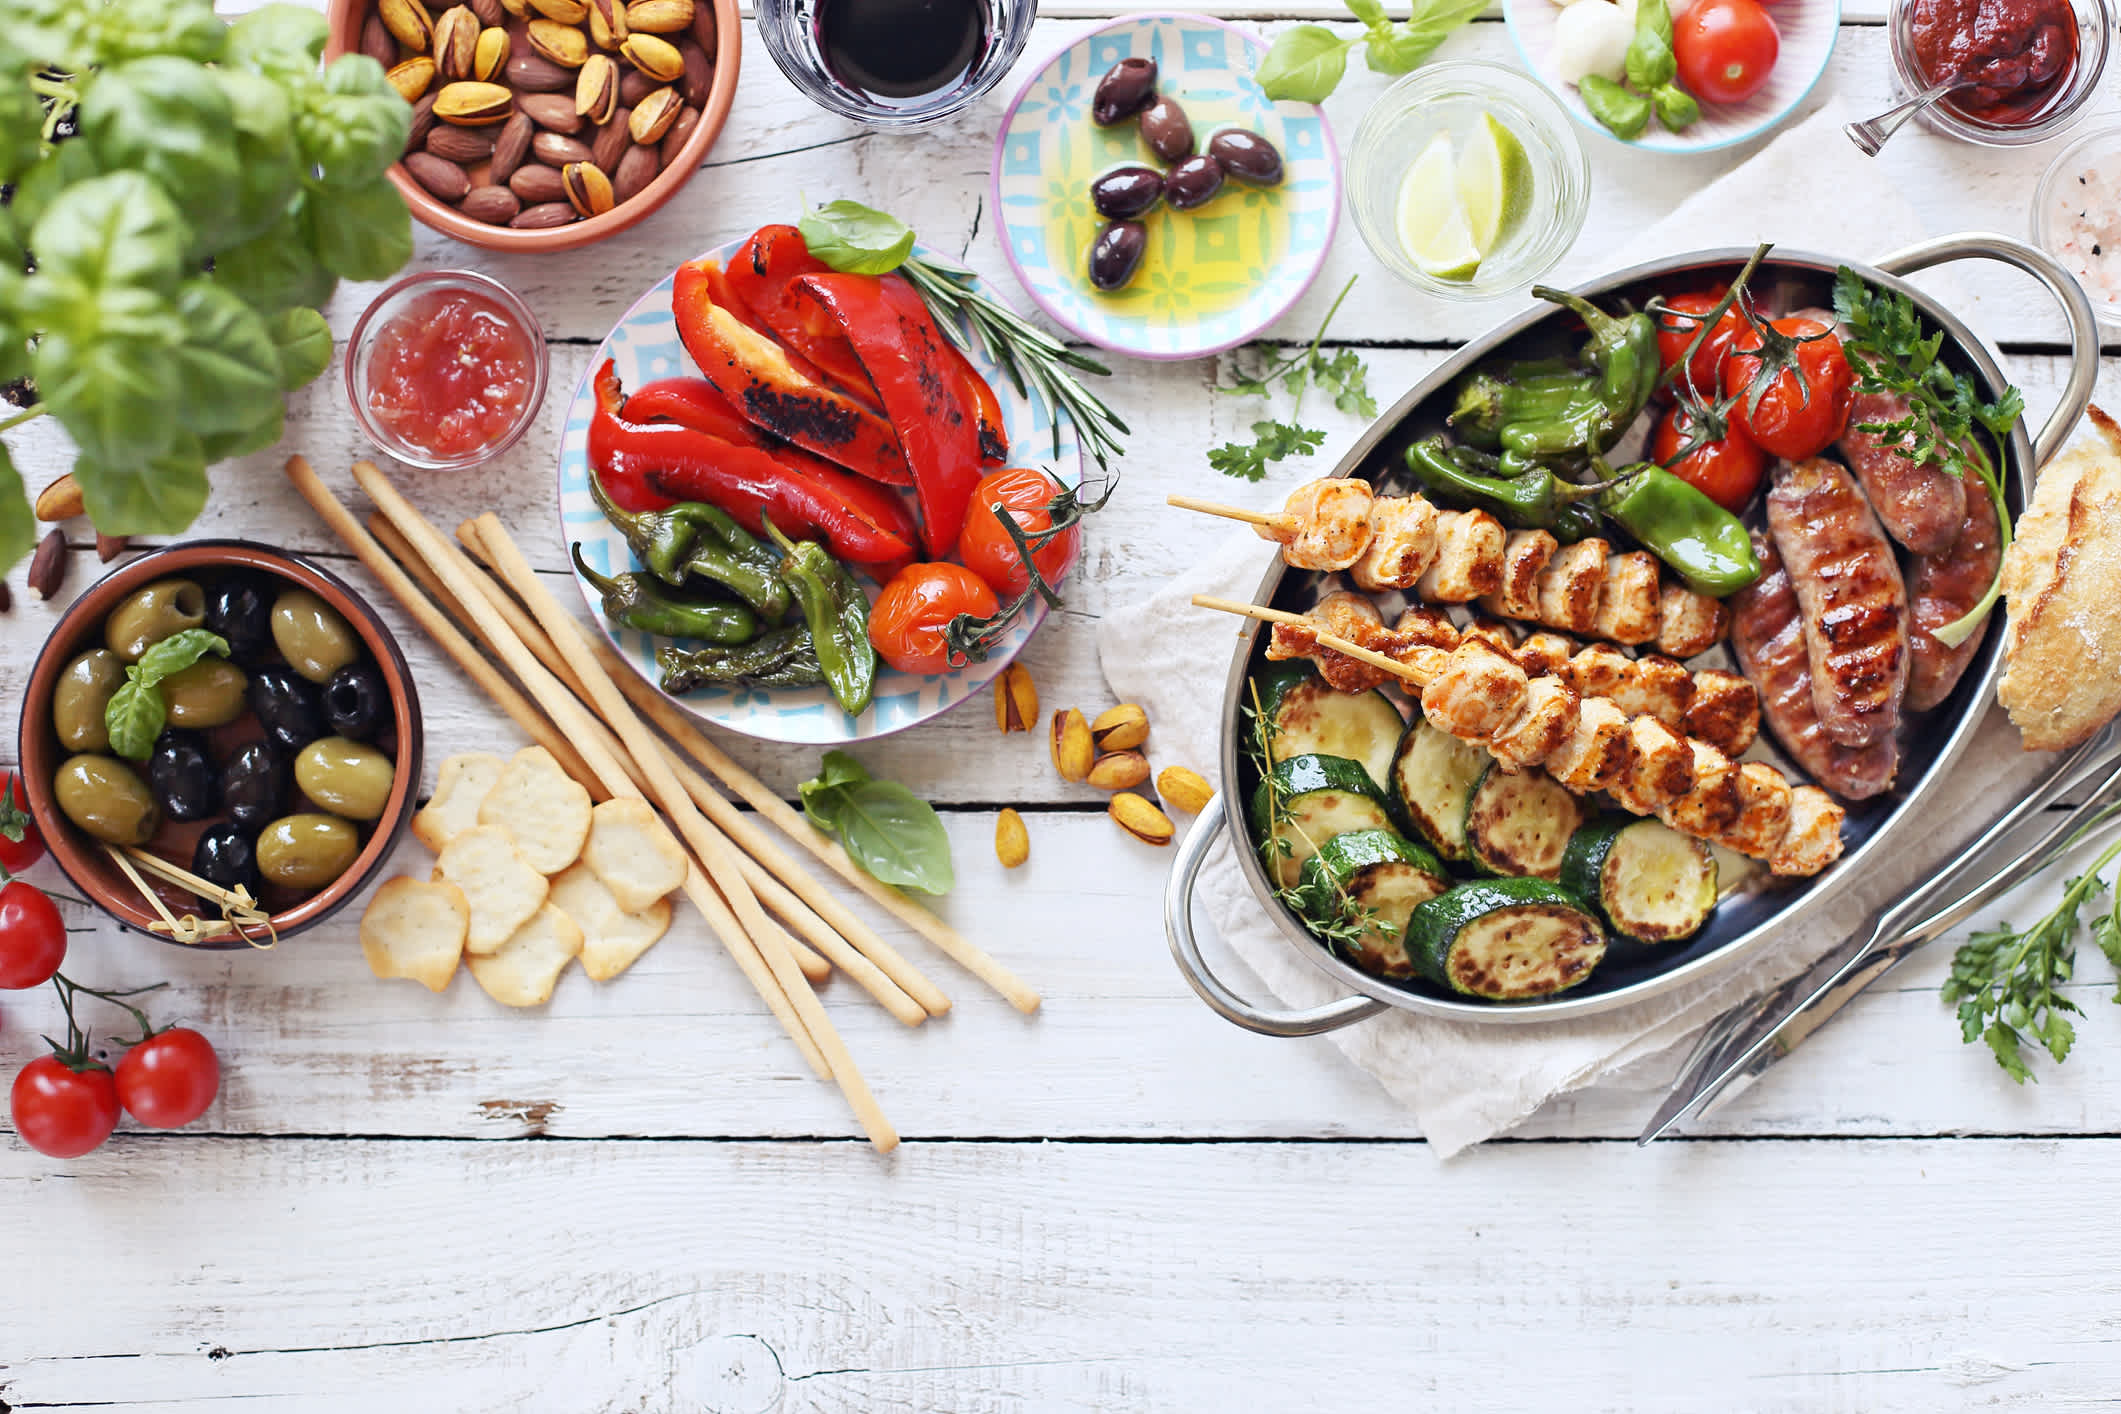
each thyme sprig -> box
[1246,682,1380,955]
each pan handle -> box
[1164,800,1390,1038]
[1872,232,2099,465]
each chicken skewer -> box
[1168,482,1730,659]
[1194,593,1844,878]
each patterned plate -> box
[1503,0,1841,153]
[554,240,1084,744]
[991,13,1340,360]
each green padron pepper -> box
[1598,465,1760,597]
[1446,365,1608,451]
[588,466,791,618]
[571,543,760,643]
[765,517,877,717]
[1526,284,1661,452]
[1403,437,1603,541]
[658,627,826,694]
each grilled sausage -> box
[1765,456,1911,749]
[1905,464,2003,712]
[1730,529,1901,801]
[1836,391,1968,555]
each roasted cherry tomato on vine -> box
[1654,403,1767,514]
[12,1056,119,1158]
[1675,0,1780,105]
[957,467,1080,600]
[0,879,66,990]
[1722,316,1853,460]
[868,563,1001,676]
[1654,290,1747,397]
[116,1027,220,1129]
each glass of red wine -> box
[755,0,1038,127]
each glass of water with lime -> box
[1347,61,1590,298]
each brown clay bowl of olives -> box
[17,541,424,948]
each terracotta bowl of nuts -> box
[325,0,740,250]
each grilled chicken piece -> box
[1533,538,1609,634]
[1490,676,1580,773]
[1609,716,1697,816]
[1656,581,1730,660]
[1770,786,1848,877]
[1481,529,1560,621]
[1543,697,1632,794]
[1416,509,1507,603]
[1718,761,1794,860]
[1514,630,1576,678]
[1661,741,1743,839]
[1681,670,1761,758]
[1563,644,1690,729]
[1590,551,1662,646]
[1260,478,1376,571]
[1350,495,1441,592]
[1419,639,1527,745]
[1265,591,1392,693]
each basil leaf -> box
[35,327,187,467]
[266,306,333,391]
[0,443,34,578]
[214,70,300,249]
[214,206,337,313]
[294,56,411,191]
[798,749,871,832]
[25,171,190,320]
[1254,25,1353,103]
[170,279,284,438]
[302,176,412,281]
[2,0,224,71]
[104,679,165,762]
[223,4,329,80]
[200,403,286,463]
[827,781,955,895]
[0,62,42,183]
[798,199,915,276]
[1365,0,1488,72]
[1345,0,1387,25]
[72,434,211,537]
[78,57,242,237]
[134,628,231,684]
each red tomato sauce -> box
[364,290,536,460]
[1908,0,2078,124]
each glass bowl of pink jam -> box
[1888,0,2112,146]
[346,270,549,471]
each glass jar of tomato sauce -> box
[1889,0,2111,145]
[346,271,549,471]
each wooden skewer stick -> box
[1165,493,1277,528]
[472,511,898,1153]
[1191,595,1431,688]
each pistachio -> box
[1090,702,1149,752]
[1086,750,1151,792]
[625,0,694,32]
[618,32,682,81]
[995,808,1029,869]
[403,150,472,202]
[1156,766,1215,817]
[506,49,573,90]
[587,0,628,47]
[473,25,511,80]
[434,79,515,124]
[521,91,582,131]
[658,103,698,167]
[425,123,495,162]
[490,110,534,182]
[508,161,566,202]
[627,85,682,144]
[1050,708,1093,783]
[432,6,481,78]
[462,184,522,224]
[34,473,83,522]
[386,55,435,102]
[1109,792,1174,846]
[562,158,613,216]
[575,53,618,123]
[468,0,506,24]
[679,38,712,106]
[511,199,578,228]
[529,0,590,19]
[994,661,1038,733]
[360,11,398,67]
[499,0,530,16]
[527,17,589,66]
[591,109,631,169]
[533,130,593,166]
[379,0,435,51]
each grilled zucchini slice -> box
[1560,816,1718,944]
[1253,664,1405,796]
[1249,753,1395,888]
[1464,764,1583,879]
[1390,718,1488,863]
[1294,828,1451,979]
[1408,879,1608,1001]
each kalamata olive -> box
[52,648,125,753]
[249,666,323,754]
[324,662,389,740]
[162,658,249,729]
[294,736,396,822]
[105,578,207,661]
[1208,127,1283,186]
[1138,94,1195,163]
[1092,56,1157,126]
[146,729,219,823]
[1087,220,1149,292]
[53,754,159,846]
[255,813,361,891]
[205,577,275,663]
[221,741,289,832]
[1090,165,1164,220]
[192,823,260,898]
[270,589,360,684]
[1164,153,1225,210]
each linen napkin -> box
[1098,100,2061,1155]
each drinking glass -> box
[754,0,1039,128]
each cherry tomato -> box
[1722,316,1853,461]
[0,775,43,875]
[1654,290,1747,398]
[116,1028,220,1129]
[0,879,65,991]
[957,467,1080,600]
[1654,403,1767,514]
[868,564,1001,676]
[12,1056,119,1158]
[1675,0,1780,105]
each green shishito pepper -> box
[588,462,792,620]
[1599,465,1761,597]
[658,627,826,694]
[765,517,877,718]
[1447,366,1605,451]
[1530,285,1661,448]
[571,544,760,643]
[1404,437,1602,542]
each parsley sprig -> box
[1209,276,1375,483]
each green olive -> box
[255,813,362,890]
[293,736,395,822]
[161,658,250,729]
[51,649,126,752]
[105,578,208,662]
[53,754,160,846]
[271,590,360,684]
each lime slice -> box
[1456,112,1532,255]
[1396,132,1481,282]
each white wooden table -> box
[8,4,2121,1406]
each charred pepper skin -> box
[570,543,761,643]
[1404,437,1604,542]
[658,628,828,694]
[587,465,792,619]
[1447,367,1607,450]
[765,518,878,717]
[1599,464,1762,597]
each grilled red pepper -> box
[694,258,853,401]
[937,333,1008,464]
[727,226,885,407]
[588,360,919,566]
[624,376,762,448]
[796,271,984,558]
[672,259,911,486]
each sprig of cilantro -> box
[1208,276,1371,482]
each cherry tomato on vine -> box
[1722,316,1853,461]
[1654,403,1767,514]
[868,564,1001,676]
[116,1027,220,1129]
[0,775,43,875]
[1675,0,1780,105]
[12,1056,119,1158]
[1654,290,1747,398]
[957,467,1080,600]
[0,879,66,991]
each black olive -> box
[221,740,290,833]
[1208,128,1284,186]
[249,665,322,754]
[1087,220,1148,292]
[205,576,276,664]
[324,661,390,740]
[1092,57,1157,126]
[192,823,260,897]
[1138,95,1195,163]
[1164,154,1225,211]
[146,729,219,823]
[1090,165,1164,221]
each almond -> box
[96,534,127,563]
[508,161,566,202]
[490,110,534,182]
[1086,751,1150,792]
[26,528,67,601]
[994,661,1037,733]
[407,92,438,148]
[1155,766,1215,817]
[469,0,506,24]
[994,808,1029,869]
[619,66,656,106]
[1090,703,1148,752]
[1050,708,1093,783]
[510,200,578,228]
[612,141,659,201]
[678,38,711,106]
[1109,792,1174,846]
[690,1,716,56]
[426,123,495,162]
[591,110,631,170]
[403,150,472,202]
[34,473,83,522]
[505,49,573,91]
[461,184,522,224]
[360,11,398,66]
[532,130,593,166]
[520,91,582,132]
[658,103,697,167]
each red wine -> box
[818,0,986,103]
